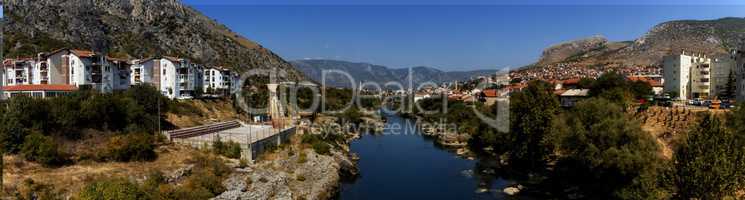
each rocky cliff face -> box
[535,35,610,66]
[3,0,303,80]
[534,17,745,67]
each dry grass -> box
[3,145,200,196]
[167,99,241,128]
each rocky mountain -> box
[291,59,499,88]
[532,17,745,67]
[2,0,304,80]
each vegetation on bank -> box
[0,85,174,167]
[400,71,745,199]
[75,152,231,200]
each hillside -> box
[292,59,499,88]
[532,17,745,68]
[2,0,303,80]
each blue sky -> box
[187,2,745,71]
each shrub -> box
[103,133,157,162]
[672,115,745,199]
[20,132,63,167]
[550,98,667,199]
[212,136,243,159]
[78,178,148,200]
[301,134,332,155]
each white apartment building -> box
[167,57,203,98]
[45,49,115,93]
[2,58,34,86]
[203,67,232,96]
[663,53,712,100]
[131,58,180,99]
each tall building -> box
[663,52,711,100]
[711,52,737,98]
[45,49,115,93]
[737,49,745,102]
[203,66,232,96]
[131,58,180,99]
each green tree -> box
[550,98,667,199]
[509,80,560,169]
[672,114,745,199]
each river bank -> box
[213,113,387,200]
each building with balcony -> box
[44,49,114,93]
[2,58,34,86]
[108,56,132,91]
[663,52,712,100]
[130,57,180,99]
[203,66,233,96]
[165,57,203,98]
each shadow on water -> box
[337,114,535,200]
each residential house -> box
[559,89,590,107]
[479,89,501,106]
[628,76,664,95]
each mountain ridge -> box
[529,17,745,69]
[291,59,500,88]
[2,0,304,80]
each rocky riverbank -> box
[212,113,385,200]
[212,147,358,200]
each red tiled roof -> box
[482,89,499,97]
[2,84,78,91]
[562,78,581,85]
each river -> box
[339,114,517,199]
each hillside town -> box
[388,49,745,111]
[1,49,240,99]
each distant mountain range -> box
[291,59,500,88]
[530,17,745,68]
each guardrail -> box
[166,120,241,139]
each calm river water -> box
[339,114,516,199]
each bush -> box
[672,114,745,199]
[212,136,243,159]
[103,133,157,162]
[550,98,667,199]
[301,134,333,155]
[78,178,148,200]
[20,132,63,167]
